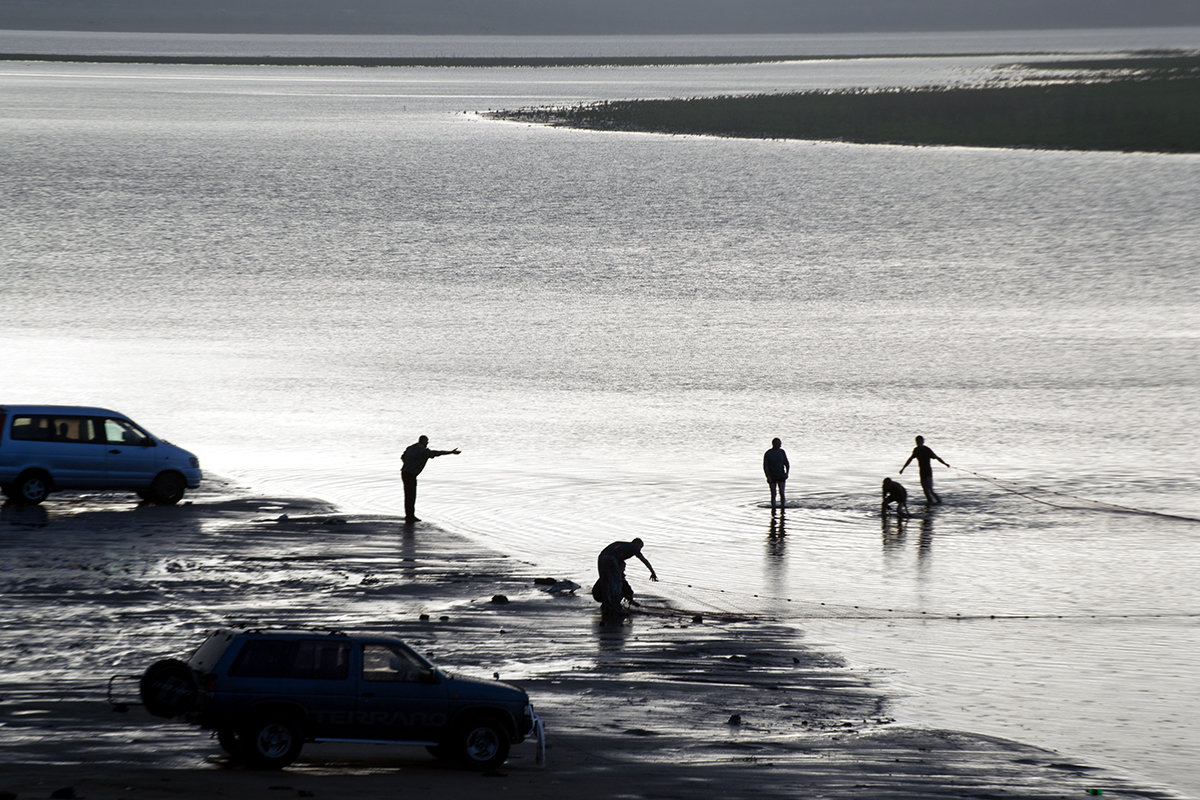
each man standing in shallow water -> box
[900,435,949,504]
[400,435,460,523]
[763,437,790,514]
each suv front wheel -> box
[456,716,510,771]
[241,715,304,769]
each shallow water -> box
[3,28,1200,797]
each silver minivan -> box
[0,405,202,505]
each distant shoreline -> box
[487,52,1200,153]
[0,50,1175,68]
[0,52,801,67]
[6,49,1197,153]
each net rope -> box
[952,465,1200,523]
[652,577,1200,622]
[657,467,1200,620]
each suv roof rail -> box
[219,622,348,636]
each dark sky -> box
[3,0,1200,35]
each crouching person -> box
[882,477,909,517]
[594,538,658,616]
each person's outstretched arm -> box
[900,453,914,474]
[636,553,658,581]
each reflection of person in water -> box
[900,435,949,504]
[763,437,790,514]
[881,477,909,517]
[400,435,460,523]
[595,538,658,616]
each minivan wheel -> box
[457,717,510,771]
[148,472,186,505]
[242,716,304,769]
[13,472,50,505]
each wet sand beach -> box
[0,482,1183,799]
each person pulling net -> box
[592,538,658,617]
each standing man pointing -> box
[401,434,460,523]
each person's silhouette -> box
[900,435,949,504]
[594,538,657,616]
[881,477,909,516]
[763,437,790,514]
[399,434,460,522]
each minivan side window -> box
[103,418,151,446]
[10,415,102,443]
[11,416,52,441]
[53,416,99,443]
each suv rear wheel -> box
[456,716,510,771]
[241,715,304,769]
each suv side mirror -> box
[419,668,439,685]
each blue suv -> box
[136,628,544,770]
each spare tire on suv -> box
[140,658,200,718]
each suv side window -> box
[229,640,294,677]
[229,639,350,680]
[292,640,350,680]
[362,643,427,682]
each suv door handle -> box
[109,449,122,454]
